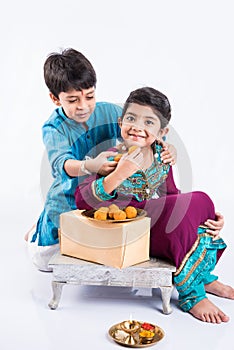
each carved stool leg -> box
[48,281,66,310]
[158,286,174,314]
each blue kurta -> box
[32,102,122,246]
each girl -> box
[75,87,234,323]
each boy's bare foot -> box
[24,224,36,242]
[189,298,229,323]
[205,280,234,299]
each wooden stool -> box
[48,252,176,314]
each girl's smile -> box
[119,103,166,148]
[128,132,146,141]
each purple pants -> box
[114,190,223,268]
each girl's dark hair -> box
[122,87,171,128]
[43,48,97,98]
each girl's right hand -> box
[102,147,144,194]
[114,147,144,180]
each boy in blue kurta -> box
[26,48,177,271]
[27,48,122,271]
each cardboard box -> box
[59,209,151,269]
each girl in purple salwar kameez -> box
[75,87,234,323]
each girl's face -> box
[119,103,167,148]
[50,87,96,123]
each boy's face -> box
[50,87,96,123]
[119,103,168,148]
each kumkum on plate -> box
[108,320,164,347]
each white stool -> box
[48,252,176,314]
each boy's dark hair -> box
[44,48,97,98]
[122,87,171,128]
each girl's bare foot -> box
[205,280,234,299]
[189,298,229,323]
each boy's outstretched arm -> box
[64,151,118,177]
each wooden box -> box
[59,210,150,269]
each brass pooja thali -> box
[108,320,164,347]
[81,208,147,223]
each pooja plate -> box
[108,320,164,348]
[81,208,147,223]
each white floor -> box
[1,195,234,350]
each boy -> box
[26,48,176,271]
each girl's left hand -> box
[160,142,177,165]
[204,212,224,240]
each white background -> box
[1,0,233,217]
[0,1,234,349]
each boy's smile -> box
[50,87,96,123]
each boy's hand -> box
[204,212,224,240]
[85,151,118,176]
[98,159,118,176]
[160,141,177,165]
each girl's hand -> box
[102,147,144,194]
[115,147,144,180]
[160,141,177,165]
[204,212,224,240]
